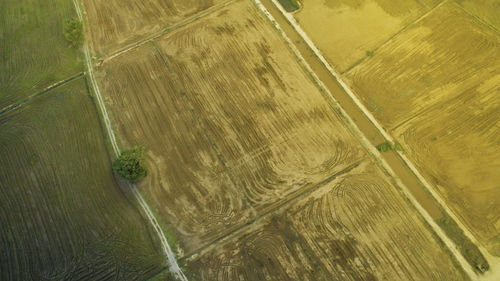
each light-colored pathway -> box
[72,0,188,280]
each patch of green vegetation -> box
[0,0,83,109]
[28,154,38,165]
[278,0,300,12]
[63,17,83,48]
[366,50,374,57]
[376,141,403,152]
[437,216,489,273]
[0,78,162,280]
[113,146,148,183]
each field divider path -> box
[0,73,84,116]
[102,0,237,63]
[73,0,187,280]
[180,160,364,261]
[255,0,480,279]
[340,0,449,75]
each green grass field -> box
[0,0,83,110]
[0,78,162,280]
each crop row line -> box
[0,72,84,117]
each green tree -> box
[113,146,148,183]
[63,17,83,48]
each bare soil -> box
[188,161,468,281]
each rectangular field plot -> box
[0,0,83,110]
[344,1,500,130]
[0,78,162,280]
[394,77,500,255]
[98,0,365,253]
[82,0,224,56]
[293,0,440,72]
[188,161,467,281]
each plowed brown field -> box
[344,1,500,255]
[189,161,467,281]
[97,0,365,253]
[94,0,469,279]
[82,0,224,56]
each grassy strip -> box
[277,0,300,12]
[437,216,489,273]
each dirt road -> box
[72,0,188,280]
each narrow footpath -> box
[72,0,188,280]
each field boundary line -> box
[255,0,478,279]
[341,0,448,75]
[73,1,188,280]
[0,73,84,116]
[102,0,237,63]
[450,0,500,35]
[180,160,363,261]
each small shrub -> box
[366,50,374,57]
[376,141,403,152]
[394,142,404,151]
[113,146,148,183]
[29,155,38,166]
[376,141,393,152]
[63,17,83,48]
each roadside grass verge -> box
[437,216,489,273]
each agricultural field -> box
[292,0,442,72]
[0,78,162,280]
[343,0,500,255]
[95,0,468,279]
[82,0,225,56]
[97,0,366,253]
[188,161,467,281]
[0,0,83,110]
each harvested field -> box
[0,78,162,280]
[344,0,500,253]
[395,80,500,255]
[82,0,224,56]
[293,0,441,72]
[97,0,366,253]
[0,0,83,110]
[188,160,467,281]
[344,1,500,129]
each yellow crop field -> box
[293,0,441,72]
[343,1,500,254]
